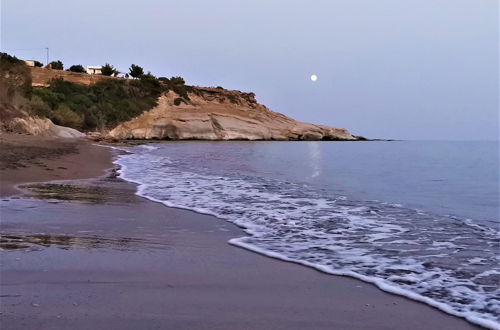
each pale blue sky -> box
[1,0,498,140]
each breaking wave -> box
[115,144,500,329]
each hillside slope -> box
[0,54,84,138]
[1,55,361,141]
[110,87,357,141]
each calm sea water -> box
[115,141,499,329]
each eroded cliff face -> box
[109,87,357,141]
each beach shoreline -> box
[0,134,481,329]
[0,134,113,197]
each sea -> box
[114,141,499,329]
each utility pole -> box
[46,47,49,66]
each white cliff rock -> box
[110,87,357,141]
[7,117,85,138]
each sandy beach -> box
[0,135,480,330]
[0,134,112,197]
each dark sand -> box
[0,134,112,197]
[0,135,480,329]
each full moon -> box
[310,74,318,82]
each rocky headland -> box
[0,54,362,141]
[109,87,357,141]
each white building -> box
[86,66,102,75]
[25,60,36,67]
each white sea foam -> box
[114,145,500,329]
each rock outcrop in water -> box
[110,87,358,141]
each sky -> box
[1,0,498,140]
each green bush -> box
[141,72,156,80]
[129,64,144,79]
[49,60,63,70]
[27,95,52,117]
[33,82,67,109]
[34,61,43,67]
[32,77,166,130]
[159,76,190,101]
[138,73,161,91]
[51,105,84,129]
[170,76,185,85]
[101,63,119,76]
[68,64,86,73]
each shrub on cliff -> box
[34,61,43,67]
[173,97,184,106]
[137,72,161,91]
[51,104,84,129]
[101,63,119,76]
[32,86,66,109]
[32,77,166,130]
[27,96,52,117]
[158,76,190,101]
[49,60,63,70]
[68,65,86,73]
[129,64,144,79]
[170,76,185,85]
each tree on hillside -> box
[101,63,119,76]
[162,76,189,100]
[68,64,86,73]
[169,76,185,85]
[141,72,156,80]
[34,61,43,67]
[49,60,63,70]
[129,64,144,79]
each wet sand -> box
[0,134,112,197]
[0,135,480,329]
